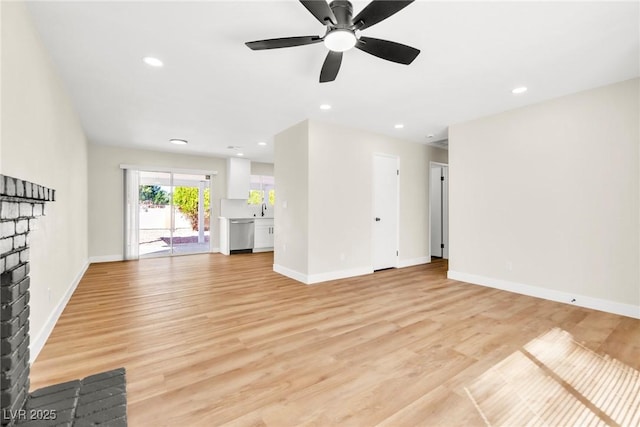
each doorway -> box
[373,153,399,270]
[135,170,211,258]
[430,162,449,259]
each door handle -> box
[375,217,381,222]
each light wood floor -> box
[30,253,640,426]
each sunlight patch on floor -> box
[465,328,640,427]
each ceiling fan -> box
[245,0,420,83]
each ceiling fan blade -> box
[300,0,337,26]
[356,36,420,65]
[320,51,343,83]
[352,0,414,31]
[245,36,323,50]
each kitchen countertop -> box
[219,216,274,220]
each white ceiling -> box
[26,1,639,163]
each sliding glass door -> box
[171,173,210,255]
[134,170,211,258]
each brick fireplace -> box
[1,175,54,425]
[1,175,127,426]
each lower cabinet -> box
[254,219,274,251]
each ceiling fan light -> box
[324,30,357,52]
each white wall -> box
[1,1,89,361]
[88,144,228,260]
[273,121,309,278]
[251,162,274,176]
[274,119,448,283]
[449,78,639,318]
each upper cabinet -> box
[227,157,251,199]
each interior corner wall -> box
[1,1,89,361]
[273,120,309,278]
[87,144,227,260]
[273,118,448,284]
[307,120,447,279]
[448,78,640,317]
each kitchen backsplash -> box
[220,198,274,218]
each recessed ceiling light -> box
[143,56,163,67]
[320,104,331,110]
[258,141,267,146]
[394,124,404,129]
[237,152,244,157]
[512,86,527,94]
[427,134,434,138]
[169,139,187,145]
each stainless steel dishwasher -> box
[229,219,254,254]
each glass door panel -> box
[171,173,210,255]
[138,171,173,258]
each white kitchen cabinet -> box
[219,218,230,255]
[227,157,251,199]
[253,219,274,251]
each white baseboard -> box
[307,267,372,284]
[89,254,123,263]
[273,264,373,285]
[30,260,89,363]
[448,270,640,320]
[273,264,308,284]
[398,256,430,268]
[253,247,274,253]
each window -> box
[248,175,275,206]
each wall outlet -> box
[47,288,52,303]
[340,253,346,261]
[506,261,513,271]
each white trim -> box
[253,247,274,253]
[430,161,449,168]
[30,260,89,364]
[273,264,309,284]
[89,254,124,263]
[448,270,640,320]
[398,256,430,268]
[307,267,373,284]
[119,164,218,176]
[273,264,373,285]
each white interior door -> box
[430,166,443,257]
[442,166,449,259]
[430,164,449,259]
[373,154,399,270]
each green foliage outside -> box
[139,185,169,205]
[248,190,275,206]
[248,190,262,205]
[173,187,210,231]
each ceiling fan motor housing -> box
[329,0,354,28]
